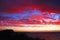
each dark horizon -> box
[0,29,60,40]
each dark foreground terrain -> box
[0,29,60,40]
[0,29,45,40]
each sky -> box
[0,0,60,24]
[0,0,60,14]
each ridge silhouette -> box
[0,29,45,40]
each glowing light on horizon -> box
[0,25,60,32]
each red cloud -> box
[0,0,60,14]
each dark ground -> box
[0,29,45,40]
[0,29,60,40]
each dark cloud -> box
[0,0,60,14]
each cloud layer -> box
[0,0,60,14]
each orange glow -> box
[0,24,60,32]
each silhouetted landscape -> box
[0,29,45,40]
